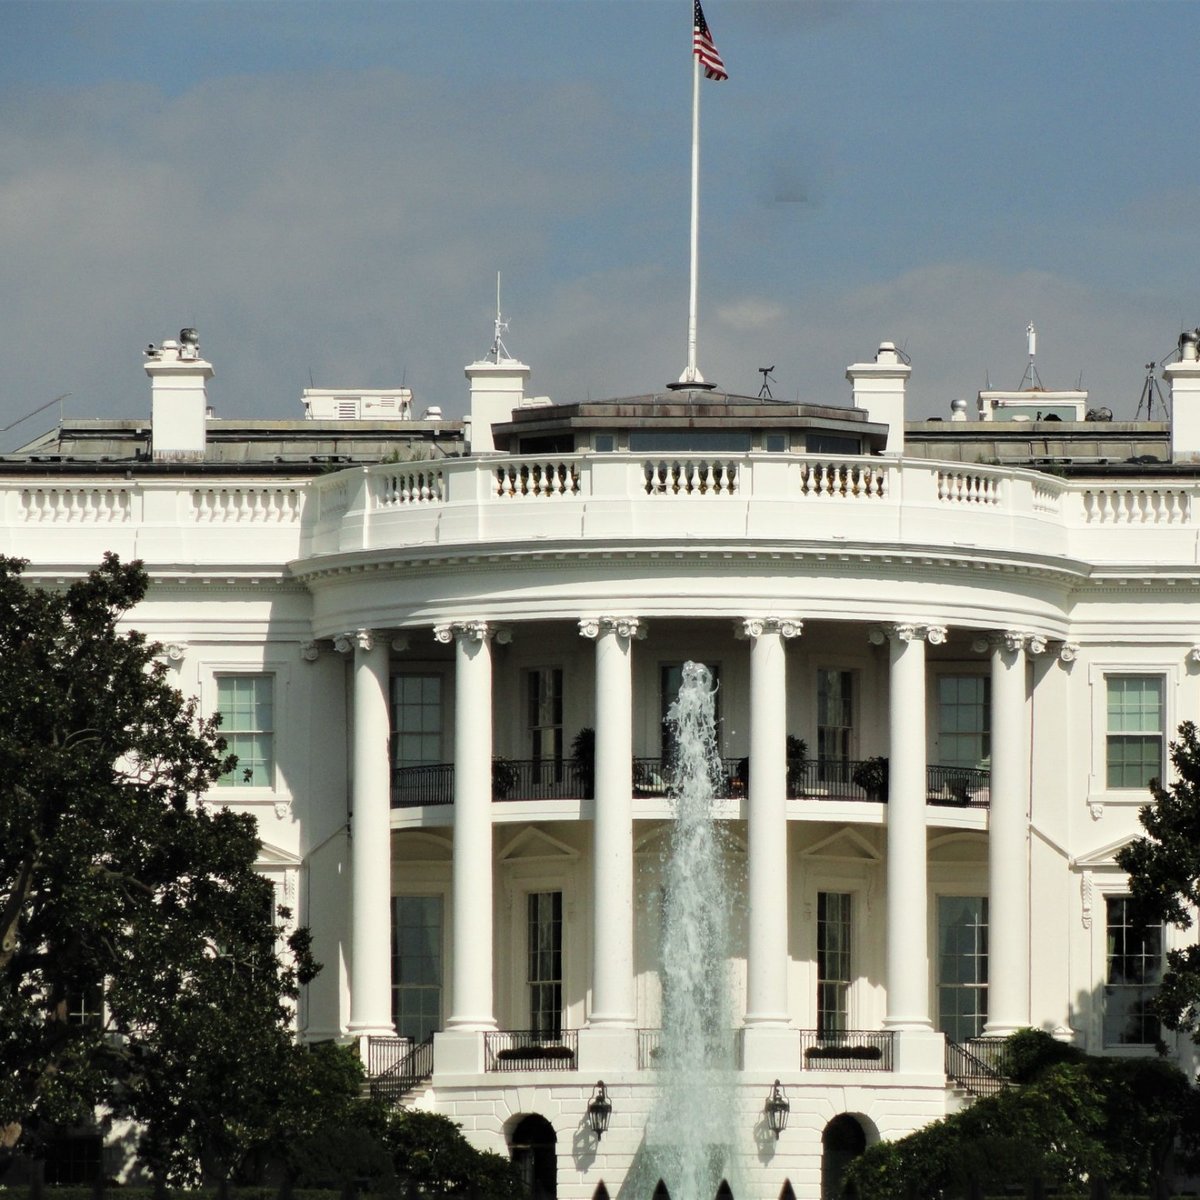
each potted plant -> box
[852,756,889,802]
[571,727,595,799]
[492,756,520,800]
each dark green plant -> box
[571,727,595,799]
[1117,720,1200,1040]
[491,756,519,800]
[0,555,320,1184]
[852,756,889,801]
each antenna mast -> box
[1136,361,1170,420]
[489,271,511,363]
[1018,321,1044,389]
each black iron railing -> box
[365,1034,411,1079]
[799,1029,894,1071]
[946,1037,1011,1098]
[370,1034,435,1104]
[484,1029,579,1072]
[390,759,991,809]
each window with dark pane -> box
[217,674,274,787]
[391,895,443,1043]
[817,670,854,781]
[937,895,988,1042]
[1104,895,1162,1046]
[817,891,851,1034]
[528,890,563,1036]
[937,676,990,768]
[391,674,443,768]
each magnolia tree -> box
[1117,720,1200,1039]
[0,554,318,1182]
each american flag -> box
[693,0,728,81]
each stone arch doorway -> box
[509,1113,557,1200]
[821,1113,868,1199]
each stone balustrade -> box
[3,454,1198,569]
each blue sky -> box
[1,0,1197,443]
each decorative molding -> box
[874,622,947,645]
[971,636,990,654]
[1059,642,1080,665]
[333,629,375,653]
[391,635,410,653]
[299,640,320,662]
[159,642,186,667]
[434,620,495,644]
[736,617,803,640]
[1188,645,1200,664]
[925,624,948,645]
[273,800,291,821]
[578,616,646,641]
[1088,798,1104,822]
[1080,870,1093,929]
[1027,634,1048,656]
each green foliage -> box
[843,1032,1196,1199]
[1117,720,1200,1037]
[0,555,319,1183]
[382,1109,525,1199]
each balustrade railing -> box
[365,1034,411,1080]
[370,1034,435,1104]
[642,457,739,496]
[946,1037,1011,1098]
[391,758,991,809]
[800,1029,894,1071]
[392,763,454,807]
[484,1029,578,1072]
[494,460,580,498]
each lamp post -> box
[765,1079,790,1140]
[587,1081,612,1140]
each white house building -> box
[5,323,1197,1199]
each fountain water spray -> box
[649,662,741,1199]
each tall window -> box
[217,674,273,788]
[392,895,443,1043]
[528,891,563,1036]
[1104,896,1162,1046]
[527,668,564,768]
[817,670,854,768]
[392,675,443,767]
[937,896,988,1042]
[1106,676,1164,789]
[937,676,990,768]
[817,892,852,1034]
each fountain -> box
[648,662,743,1199]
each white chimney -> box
[1166,329,1200,462]
[846,341,910,454]
[464,357,530,454]
[144,328,213,462]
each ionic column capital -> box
[972,630,1047,657]
[334,628,374,654]
[299,640,320,662]
[578,616,647,641]
[736,617,803,640]
[870,622,946,646]
[433,620,499,645]
[1059,641,1081,664]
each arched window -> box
[822,1114,868,1200]
[510,1114,558,1200]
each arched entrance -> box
[510,1114,557,1200]
[821,1113,867,1199]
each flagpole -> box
[683,47,702,385]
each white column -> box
[741,617,802,1026]
[343,629,395,1038]
[580,616,643,1027]
[983,631,1041,1036]
[878,622,944,1031]
[439,620,497,1031]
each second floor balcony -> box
[391,757,990,810]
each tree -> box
[842,1030,1196,1199]
[0,554,317,1182]
[1116,719,1200,1038]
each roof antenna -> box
[1018,321,1044,390]
[757,366,775,400]
[489,271,511,363]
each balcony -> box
[483,1029,578,1072]
[799,1029,895,1071]
[391,758,990,809]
